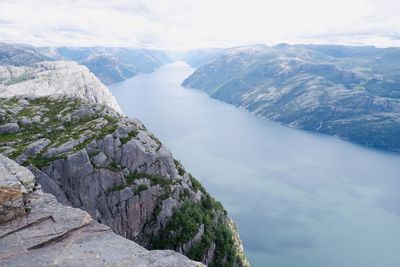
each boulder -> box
[0,123,19,134]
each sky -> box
[0,0,400,50]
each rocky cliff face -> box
[182,44,400,151]
[0,95,249,266]
[0,61,122,113]
[0,154,203,267]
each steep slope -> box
[0,61,122,113]
[0,154,202,267]
[53,47,173,84]
[0,96,249,267]
[182,44,400,151]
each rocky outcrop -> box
[0,61,122,113]
[0,154,202,267]
[0,96,249,266]
[0,154,34,223]
[182,44,400,151]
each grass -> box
[27,154,66,168]
[107,184,127,192]
[149,133,162,151]
[0,132,18,143]
[189,174,206,194]
[174,159,185,176]
[120,129,139,145]
[134,184,148,194]
[107,161,121,172]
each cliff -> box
[0,95,248,266]
[0,154,203,266]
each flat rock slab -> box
[0,156,202,267]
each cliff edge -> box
[0,154,203,266]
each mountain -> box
[0,154,201,267]
[183,48,224,68]
[0,43,249,266]
[51,47,173,84]
[0,95,248,266]
[0,42,51,66]
[182,44,400,151]
[0,60,122,113]
[0,41,172,85]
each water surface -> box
[110,62,400,267]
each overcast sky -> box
[0,0,400,50]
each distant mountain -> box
[0,41,172,85]
[182,44,400,151]
[0,42,51,66]
[52,47,173,84]
[183,48,224,68]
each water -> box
[110,62,400,267]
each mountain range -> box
[182,44,400,151]
[0,42,172,85]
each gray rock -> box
[23,138,51,156]
[90,151,109,168]
[0,155,35,223]
[0,95,249,267]
[0,156,202,267]
[19,116,32,126]
[71,107,96,122]
[45,140,79,158]
[60,113,71,123]
[31,115,41,123]
[0,122,19,134]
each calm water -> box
[110,62,400,267]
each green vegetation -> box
[106,172,174,194]
[120,129,139,144]
[104,114,119,124]
[0,132,19,143]
[0,96,122,167]
[107,161,121,172]
[174,159,185,176]
[150,194,236,267]
[107,184,127,192]
[134,184,148,194]
[25,154,66,168]
[149,133,162,151]
[189,174,206,194]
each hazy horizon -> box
[1,0,400,50]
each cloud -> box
[0,0,399,49]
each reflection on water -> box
[110,62,400,267]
